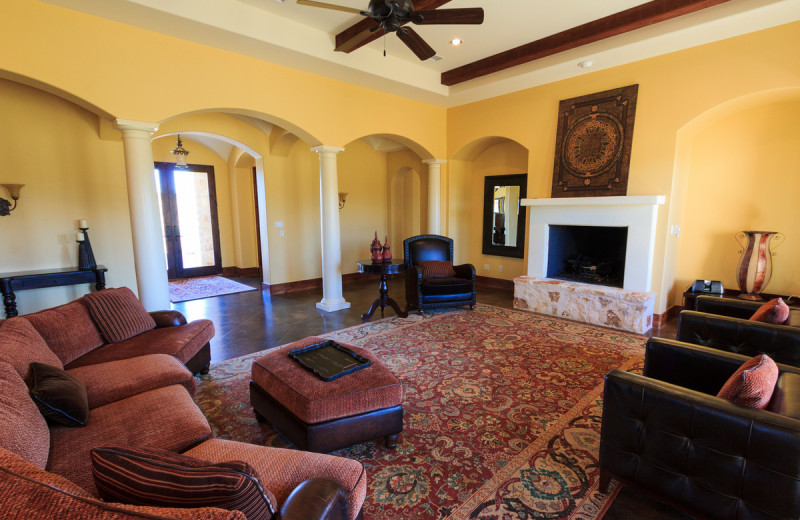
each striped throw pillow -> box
[418,260,456,278]
[91,446,277,520]
[82,288,156,343]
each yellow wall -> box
[0,0,446,154]
[448,21,800,310]
[449,140,528,278]
[1,0,798,315]
[674,96,800,300]
[0,79,137,313]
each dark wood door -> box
[154,162,222,280]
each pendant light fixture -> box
[171,135,190,169]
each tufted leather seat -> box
[599,338,800,520]
[403,234,476,313]
[677,310,800,367]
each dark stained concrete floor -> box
[173,276,689,520]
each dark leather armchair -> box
[600,338,800,520]
[694,295,800,325]
[403,234,476,314]
[676,309,800,367]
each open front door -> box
[154,162,222,279]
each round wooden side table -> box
[356,259,408,321]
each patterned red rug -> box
[195,304,645,519]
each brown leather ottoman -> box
[250,336,403,453]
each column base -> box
[316,299,351,312]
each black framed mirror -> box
[482,174,527,258]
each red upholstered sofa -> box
[0,289,367,519]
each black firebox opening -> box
[547,225,627,288]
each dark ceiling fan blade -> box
[296,0,368,16]
[397,26,436,60]
[412,8,484,25]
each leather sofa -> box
[0,289,366,519]
[600,337,800,520]
[694,294,799,325]
[403,234,476,313]
[676,309,800,367]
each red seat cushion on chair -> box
[750,297,791,325]
[82,288,156,344]
[418,260,456,278]
[717,354,779,409]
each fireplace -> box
[547,225,628,288]
[513,195,665,333]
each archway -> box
[666,88,800,305]
[449,136,530,277]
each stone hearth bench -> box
[513,276,655,334]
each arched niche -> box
[667,88,800,305]
[448,136,529,274]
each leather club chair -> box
[600,337,800,520]
[403,234,476,314]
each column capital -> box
[423,158,446,166]
[311,145,345,155]
[114,119,159,135]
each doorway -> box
[154,162,223,279]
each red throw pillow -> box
[91,446,277,520]
[750,298,790,325]
[418,260,456,278]
[717,354,779,409]
[82,288,156,344]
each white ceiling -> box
[45,0,800,107]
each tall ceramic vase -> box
[735,231,782,300]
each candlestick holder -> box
[78,227,97,271]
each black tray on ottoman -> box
[288,340,371,381]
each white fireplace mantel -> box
[522,195,665,292]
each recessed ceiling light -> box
[578,60,594,68]
[450,38,463,46]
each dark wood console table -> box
[1,266,107,318]
[356,259,408,322]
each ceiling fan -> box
[296,0,484,60]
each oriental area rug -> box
[195,304,646,520]
[168,275,256,303]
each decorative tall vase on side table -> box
[735,230,783,300]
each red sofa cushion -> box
[0,317,63,384]
[717,354,779,409]
[0,447,244,519]
[91,446,276,520]
[47,384,212,495]
[82,288,156,344]
[67,354,196,409]
[185,439,367,520]
[65,319,214,369]
[0,362,50,469]
[23,300,104,365]
[418,260,456,278]
[750,297,791,325]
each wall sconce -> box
[171,135,190,169]
[338,192,348,210]
[0,184,24,216]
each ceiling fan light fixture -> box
[429,54,443,61]
[450,38,463,46]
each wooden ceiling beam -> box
[334,0,452,53]
[441,0,731,86]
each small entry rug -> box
[169,275,257,303]
[195,304,646,520]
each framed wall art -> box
[551,84,638,198]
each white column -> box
[312,145,351,312]
[423,159,445,235]
[115,119,170,311]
